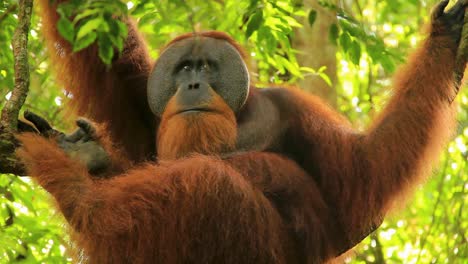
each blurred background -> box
[0,0,466,263]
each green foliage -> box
[0,175,70,262]
[321,2,402,73]
[56,0,128,64]
[127,0,306,83]
[0,1,17,98]
[0,0,466,263]
[307,9,317,27]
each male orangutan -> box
[15,0,466,263]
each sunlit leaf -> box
[73,32,97,52]
[76,18,102,39]
[57,17,75,43]
[349,40,361,65]
[246,10,263,38]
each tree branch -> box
[1,0,33,131]
[370,232,386,264]
[415,157,449,263]
[0,0,34,175]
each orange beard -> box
[157,93,237,160]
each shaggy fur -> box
[17,0,464,263]
[157,91,237,160]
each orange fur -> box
[157,91,237,160]
[37,0,155,162]
[16,134,291,263]
[22,1,465,263]
[276,33,459,248]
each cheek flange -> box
[147,37,250,117]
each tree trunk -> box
[293,0,338,107]
[0,0,33,175]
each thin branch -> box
[1,0,33,132]
[447,163,466,261]
[415,157,449,263]
[354,0,364,19]
[370,232,385,264]
[0,0,34,175]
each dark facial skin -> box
[148,37,289,155]
[172,59,217,114]
[147,37,250,117]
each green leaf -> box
[248,0,260,10]
[277,56,301,76]
[349,40,361,65]
[76,18,102,40]
[339,32,352,52]
[73,9,101,23]
[319,72,332,86]
[246,10,263,38]
[317,66,327,73]
[131,3,150,16]
[308,9,318,27]
[56,2,77,18]
[338,16,366,40]
[98,34,114,65]
[106,20,125,53]
[57,17,75,43]
[116,20,129,39]
[73,32,97,52]
[114,1,129,15]
[109,35,124,53]
[367,42,384,61]
[380,55,396,73]
[328,23,339,45]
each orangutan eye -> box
[198,62,210,72]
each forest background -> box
[0,0,466,263]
